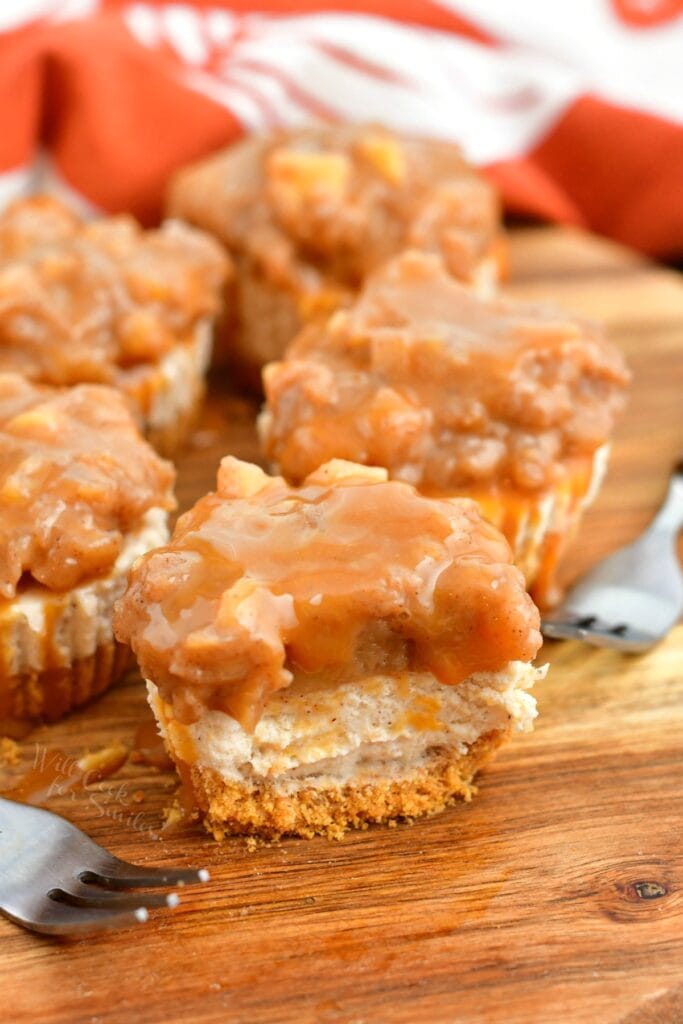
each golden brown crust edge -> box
[0,641,130,737]
[182,729,508,841]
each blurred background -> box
[0,0,681,260]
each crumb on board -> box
[1,737,20,767]
[77,741,129,782]
[163,799,185,829]
[243,835,282,851]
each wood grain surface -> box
[1,227,682,1024]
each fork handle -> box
[651,461,683,535]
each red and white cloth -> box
[1,0,681,255]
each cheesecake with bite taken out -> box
[114,456,543,839]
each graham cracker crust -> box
[186,730,508,841]
[0,641,131,737]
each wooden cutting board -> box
[2,227,682,1024]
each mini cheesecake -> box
[167,124,502,384]
[0,373,175,734]
[0,195,230,454]
[114,457,543,839]
[260,251,631,607]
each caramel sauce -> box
[0,373,175,598]
[1,748,88,804]
[262,251,630,496]
[530,531,565,611]
[0,195,229,386]
[1,743,128,805]
[41,600,61,673]
[131,718,174,771]
[0,717,33,741]
[161,757,202,835]
[395,692,444,734]
[114,458,542,731]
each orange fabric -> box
[0,3,681,256]
[611,0,683,28]
[528,96,683,257]
[485,159,587,230]
[42,16,241,222]
[100,0,498,41]
[0,25,45,172]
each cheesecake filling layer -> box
[149,661,542,794]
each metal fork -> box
[0,796,209,936]
[542,462,683,651]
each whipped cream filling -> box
[149,660,543,794]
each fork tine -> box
[541,617,587,643]
[49,885,180,911]
[542,615,654,651]
[3,897,149,937]
[80,857,209,890]
[0,798,211,937]
[542,617,590,642]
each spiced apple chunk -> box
[167,123,501,383]
[0,195,230,454]
[114,457,543,840]
[0,374,175,734]
[260,251,630,607]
